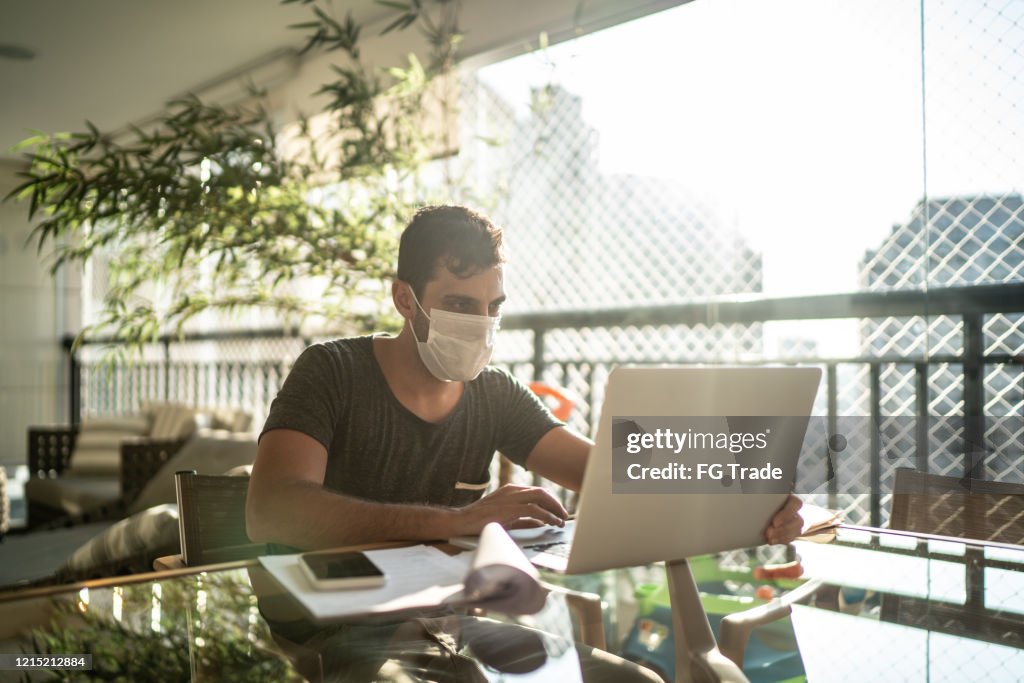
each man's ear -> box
[392,280,416,320]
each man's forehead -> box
[424,264,504,297]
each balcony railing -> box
[61,282,1024,526]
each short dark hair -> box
[397,205,506,297]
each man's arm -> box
[247,429,568,549]
[522,426,591,492]
[522,426,805,545]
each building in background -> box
[456,77,765,370]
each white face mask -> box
[409,288,500,382]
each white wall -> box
[0,162,80,468]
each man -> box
[247,204,803,549]
[246,205,802,682]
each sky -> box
[474,0,1023,355]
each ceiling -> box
[0,0,685,166]
[0,0,387,163]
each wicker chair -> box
[25,426,187,529]
[881,467,1024,640]
[889,466,1024,545]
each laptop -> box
[453,366,821,574]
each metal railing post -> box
[869,362,882,527]
[163,338,171,402]
[65,337,80,426]
[826,363,838,508]
[962,312,986,480]
[532,327,546,382]
[915,362,929,472]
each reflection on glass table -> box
[0,561,647,682]
[548,526,1024,683]
[2,526,1022,682]
[788,527,1024,683]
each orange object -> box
[753,561,804,580]
[755,585,776,600]
[529,382,576,422]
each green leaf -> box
[10,134,49,152]
[381,12,416,35]
[0,0,453,354]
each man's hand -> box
[451,484,569,536]
[765,494,803,545]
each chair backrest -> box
[174,470,266,566]
[890,467,1024,545]
[528,382,576,422]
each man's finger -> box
[766,516,803,544]
[775,519,803,544]
[523,502,565,527]
[495,502,563,528]
[514,488,569,520]
[771,495,802,529]
[505,518,547,530]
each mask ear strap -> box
[407,284,432,346]
[408,285,431,321]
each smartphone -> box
[298,551,387,590]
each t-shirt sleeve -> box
[493,370,565,467]
[259,344,342,450]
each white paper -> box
[259,525,548,621]
[799,503,842,535]
[450,522,548,614]
[259,545,468,621]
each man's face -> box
[408,264,505,341]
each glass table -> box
[0,526,1022,682]
[785,526,1024,683]
[0,557,621,682]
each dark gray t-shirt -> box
[259,336,562,508]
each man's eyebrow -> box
[442,294,479,304]
[440,293,506,306]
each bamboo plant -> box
[5,0,462,357]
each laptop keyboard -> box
[524,541,571,558]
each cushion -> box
[65,448,121,477]
[208,407,254,433]
[77,415,150,433]
[67,417,149,477]
[126,429,258,514]
[145,402,198,440]
[24,476,121,516]
[56,504,180,581]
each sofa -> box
[24,403,252,529]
